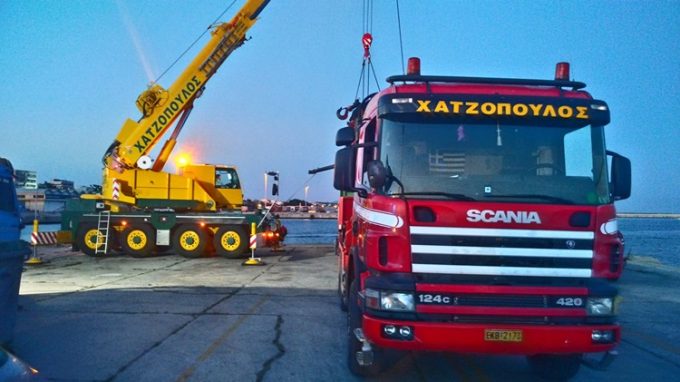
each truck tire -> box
[121,224,156,258]
[527,354,582,381]
[76,223,106,257]
[172,225,208,258]
[338,243,349,311]
[338,269,348,312]
[347,280,384,377]
[214,226,247,258]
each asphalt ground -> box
[5,245,680,381]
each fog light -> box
[399,326,412,337]
[592,330,615,344]
[382,324,414,340]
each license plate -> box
[484,329,523,342]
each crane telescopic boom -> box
[103,0,269,172]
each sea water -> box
[618,218,680,266]
[20,218,680,266]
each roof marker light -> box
[555,62,570,81]
[392,98,413,104]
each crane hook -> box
[362,33,373,59]
[336,107,349,120]
[336,99,362,121]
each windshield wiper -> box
[483,193,574,204]
[390,192,476,201]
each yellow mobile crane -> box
[62,0,274,259]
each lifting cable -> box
[154,0,238,84]
[395,0,405,74]
[283,173,317,203]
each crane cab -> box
[179,164,244,210]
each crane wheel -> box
[77,223,106,257]
[214,226,247,258]
[172,225,208,258]
[121,224,156,258]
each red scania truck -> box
[333,59,631,380]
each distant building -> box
[44,179,74,190]
[16,177,80,223]
[15,170,37,189]
[17,187,79,213]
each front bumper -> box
[363,315,620,354]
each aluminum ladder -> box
[95,211,111,255]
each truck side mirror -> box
[336,127,355,147]
[366,160,387,189]
[334,147,355,191]
[608,151,631,200]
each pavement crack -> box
[106,286,245,381]
[621,338,680,369]
[175,295,270,382]
[256,315,286,382]
[247,264,277,283]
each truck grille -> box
[410,226,594,278]
[414,289,588,324]
[417,314,582,325]
[456,294,545,308]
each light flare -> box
[115,0,156,83]
[176,153,191,168]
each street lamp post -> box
[304,185,309,208]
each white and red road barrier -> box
[31,231,58,246]
[249,233,257,249]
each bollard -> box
[242,222,265,266]
[25,219,43,265]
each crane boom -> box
[104,0,269,172]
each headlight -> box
[586,297,614,316]
[365,289,415,312]
[381,292,415,311]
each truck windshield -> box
[379,119,610,205]
[215,168,241,189]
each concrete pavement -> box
[6,245,680,381]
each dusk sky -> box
[1,0,678,213]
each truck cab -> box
[334,60,631,379]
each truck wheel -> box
[337,244,349,311]
[121,225,156,258]
[77,223,106,257]
[172,225,208,258]
[338,271,348,312]
[347,280,384,377]
[527,354,582,381]
[214,226,247,258]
